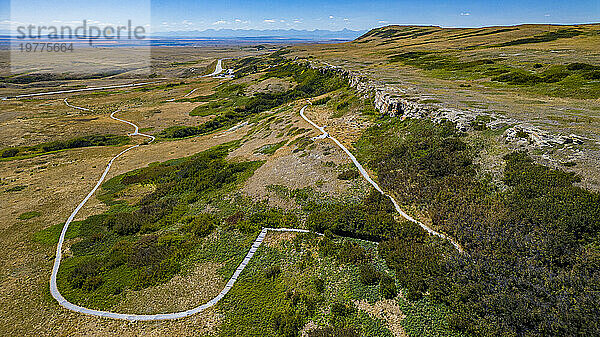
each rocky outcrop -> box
[374,90,422,118]
[504,125,586,148]
[302,59,593,150]
[308,60,480,131]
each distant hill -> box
[153,28,366,41]
[353,23,599,48]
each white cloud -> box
[182,20,194,25]
[343,18,350,21]
[378,20,388,24]
[293,19,302,24]
[263,19,276,23]
[544,14,551,17]
[212,20,228,25]
[280,19,286,23]
[0,20,26,27]
[329,15,334,19]
[460,12,471,16]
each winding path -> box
[64,98,92,112]
[165,59,224,102]
[3,59,225,101]
[165,88,199,102]
[41,65,463,321]
[49,97,313,321]
[206,59,224,77]
[3,81,158,100]
[299,103,464,253]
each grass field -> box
[1,26,600,336]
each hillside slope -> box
[288,23,600,189]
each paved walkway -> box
[299,103,464,253]
[3,82,158,99]
[40,70,463,322]
[48,96,315,321]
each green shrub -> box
[5,185,26,192]
[516,130,529,139]
[264,265,282,280]
[255,141,287,155]
[128,235,171,267]
[496,29,583,47]
[1,148,19,158]
[566,62,600,71]
[307,326,359,337]
[312,277,325,293]
[338,241,368,264]
[224,211,245,228]
[492,71,542,85]
[218,277,288,337]
[70,258,104,290]
[306,189,398,242]
[358,264,381,285]
[238,209,299,233]
[336,101,350,111]
[380,238,442,301]
[18,211,41,220]
[109,213,142,235]
[313,96,331,105]
[182,214,217,237]
[318,234,339,257]
[337,169,360,180]
[107,240,132,268]
[331,302,356,318]
[379,274,397,299]
[273,310,305,337]
[1,135,128,160]
[583,71,600,80]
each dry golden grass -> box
[0,47,363,335]
[112,262,226,315]
[355,299,407,337]
[287,24,600,189]
[2,28,599,334]
[0,54,255,333]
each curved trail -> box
[165,88,199,102]
[64,98,92,112]
[49,97,314,321]
[299,103,464,253]
[44,65,462,321]
[165,59,224,102]
[206,59,224,77]
[3,59,224,101]
[3,81,158,100]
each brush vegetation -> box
[159,62,346,139]
[1,134,129,160]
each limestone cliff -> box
[303,59,591,151]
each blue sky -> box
[1,0,599,32]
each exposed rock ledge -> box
[303,60,592,151]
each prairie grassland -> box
[0,50,405,336]
[2,32,599,336]
[287,24,600,189]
